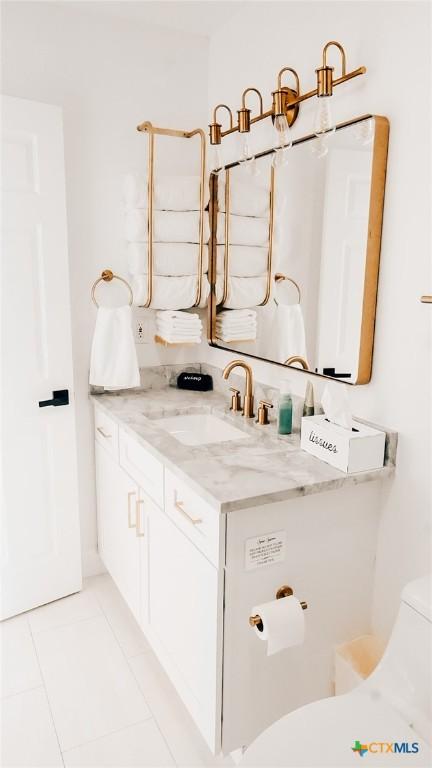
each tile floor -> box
[1,574,233,768]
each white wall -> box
[205,1,431,640]
[2,1,209,574]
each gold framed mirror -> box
[208,114,389,384]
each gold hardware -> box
[238,88,264,134]
[96,426,112,439]
[127,491,136,529]
[272,67,300,128]
[284,355,310,370]
[209,104,233,145]
[174,499,202,526]
[249,584,308,628]
[274,274,301,304]
[91,270,133,307]
[222,359,254,418]
[256,400,273,425]
[135,499,145,537]
[136,121,206,308]
[210,45,365,145]
[421,296,432,303]
[229,387,242,412]
[316,41,347,97]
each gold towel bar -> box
[91,270,133,307]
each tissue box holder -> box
[300,415,385,474]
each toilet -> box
[241,576,431,767]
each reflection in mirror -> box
[210,116,388,384]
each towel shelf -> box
[154,335,198,347]
[91,270,133,307]
[136,121,206,309]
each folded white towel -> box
[156,320,202,335]
[156,310,201,323]
[127,242,208,277]
[217,178,270,217]
[217,214,269,247]
[132,274,210,310]
[123,174,209,211]
[125,209,210,244]
[215,330,257,342]
[216,276,267,309]
[216,245,268,278]
[89,306,140,390]
[216,309,257,320]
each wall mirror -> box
[208,115,389,384]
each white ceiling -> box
[64,1,247,38]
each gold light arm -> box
[136,121,206,308]
[242,87,263,114]
[322,41,347,76]
[277,66,300,94]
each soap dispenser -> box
[278,381,293,435]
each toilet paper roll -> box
[252,596,305,656]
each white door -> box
[316,146,373,380]
[1,95,82,619]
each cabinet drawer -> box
[164,468,221,567]
[94,407,119,461]
[119,429,164,509]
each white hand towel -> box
[216,276,267,309]
[156,319,202,334]
[216,245,268,277]
[127,242,208,277]
[123,174,209,212]
[274,303,307,362]
[217,214,269,247]
[217,178,270,217]
[132,274,210,310]
[125,209,210,244]
[89,306,140,390]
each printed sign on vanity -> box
[245,531,286,571]
[300,415,385,474]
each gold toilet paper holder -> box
[249,585,308,628]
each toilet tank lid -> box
[402,576,432,622]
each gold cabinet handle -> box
[127,491,136,528]
[174,499,202,526]
[135,499,145,537]
[420,295,432,303]
[97,426,112,439]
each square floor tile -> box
[1,687,62,767]
[86,575,150,658]
[28,589,101,634]
[33,614,151,751]
[130,653,232,767]
[63,719,174,767]
[1,613,42,698]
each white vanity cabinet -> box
[93,402,385,756]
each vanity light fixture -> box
[208,41,366,162]
[312,41,345,156]
[237,87,264,169]
[209,103,234,169]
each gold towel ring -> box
[274,273,301,305]
[91,269,133,307]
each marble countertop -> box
[91,380,396,514]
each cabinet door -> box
[147,504,222,750]
[95,441,140,619]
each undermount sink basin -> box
[155,413,250,447]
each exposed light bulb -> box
[313,96,336,137]
[312,96,335,159]
[355,117,374,146]
[211,145,223,171]
[238,134,260,176]
[272,113,292,168]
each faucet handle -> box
[229,387,242,413]
[256,399,273,425]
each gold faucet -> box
[284,355,310,370]
[222,359,255,418]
